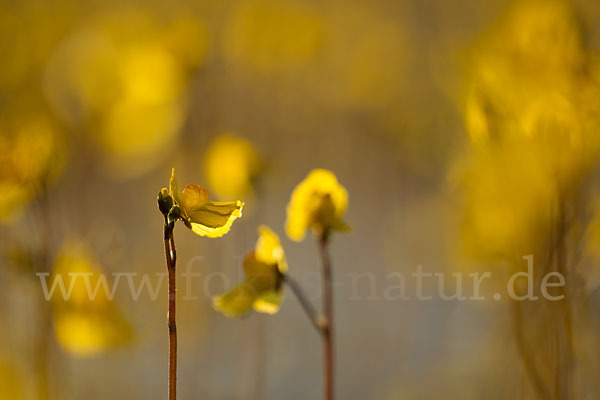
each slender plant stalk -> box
[511,298,550,400]
[35,189,52,400]
[283,232,335,400]
[251,317,267,400]
[318,234,334,400]
[163,219,177,400]
[555,203,573,400]
[36,299,51,400]
[284,275,325,332]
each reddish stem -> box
[163,221,177,400]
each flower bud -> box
[157,188,173,215]
[168,205,181,224]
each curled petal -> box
[285,169,348,241]
[53,308,131,357]
[187,200,244,238]
[243,253,281,293]
[169,168,182,206]
[286,205,310,242]
[213,283,283,317]
[181,184,209,210]
[255,225,287,274]
[214,230,285,318]
[212,283,256,318]
[253,289,283,315]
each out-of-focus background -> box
[3,0,600,398]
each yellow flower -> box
[457,0,600,262]
[461,0,600,173]
[223,0,322,74]
[286,169,349,242]
[166,168,244,238]
[44,10,208,179]
[51,241,131,357]
[213,226,287,317]
[321,5,407,110]
[0,112,65,224]
[203,135,261,200]
[0,362,23,399]
[458,143,557,260]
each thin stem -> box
[284,275,326,333]
[511,298,551,400]
[163,219,177,400]
[555,204,573,400]
[36,295,51,400]
[251,317,267,400]
[318,234,334,400]
[35,189,52,400]
[282,234,336,400]
[169,232,177,267]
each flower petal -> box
[53,308,131,358]
[212,283,256,318]
[285,169,348,241]
[285,205,310,241]
[243,253,280,293]
[187,200,244,238]
[253,289,283,315]
[255,225,287,274]
[169,168,182,206]
[181,184,209,210]
[203,134,261,199]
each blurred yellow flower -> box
[286,169,349,242]
[213,226,286,317]
[203,135,261,200]
[586,197,600,261]
[223,0,322,74]
[44,10,207,178]
[458,143,557,259]
[0,362,23,399]
[51,241,131,357]
[322,5,407,110]
[167,169,244,238]
[0,0,71,93]
[462,0,600,169]
[457,0,600,261]
[0,112,65,224]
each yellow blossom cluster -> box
[213,168,348,317]
[457,0,600,261]
[51,241,131,357]
[44,10,208,178]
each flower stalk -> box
[163,217,177,400]
[214,169,346,400]
[283,169,347,400]
[511,297,550,400]
[554,203,573,400]
[283,275,325,333]
[158,169,244,400]
[283,232,335,400]
[319,233,334,400]
[34,188,53,400]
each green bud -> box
[157,188,173,215]
[168,205,181,224]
